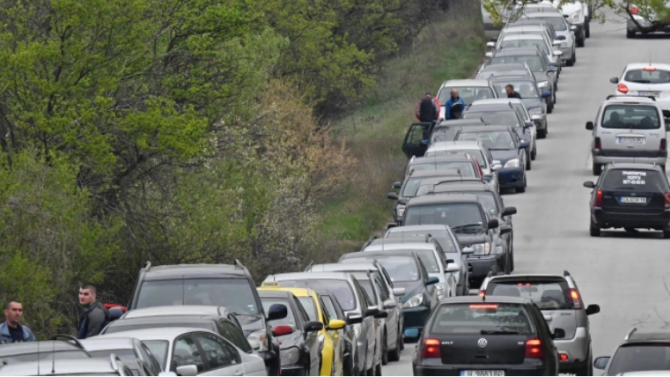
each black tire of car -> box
[399,330,404,351]
[585,21,591,38]
[537,128,547,139]
[664,229,670,239]
[375,362,382,376]
[627,29,636,38]
[525,150,531,170]
[592,162,602,175]
[590,223,601,237]
[661,164,666,172]
[575,354,593,376]
[504,251,511,274]
[381,331,388,365]
[388,328,401,362]
[531,144,537,160]
[567,52,576,66]
[516,172,526,193]
[577,37,585,48]
[510,247,515,272]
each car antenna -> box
[37,340,40,376]
[51,338,56,374]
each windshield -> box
[532,16,566,30]
[490,55,544,72]
[277,279,357,311]
[457,131,516,150]
[409,191,498,216]
[404,203,485,229]
[261,298,297,328]
[356,278,378,304]
[409,162,477,177]
[601,105,660,129]
[342,256,419,282]
[501,38,549,54]
[426,149,487,167]
[431,303,534,335]
[143,340,169,370]
[624,68,670,84]
[608,345,670,375]
[601,169,667,192]
[438,86,495,104]
[401,178,423,197]
[463,111,521,127]
[386,230,458,253]
[486,280,573,310]
[297,297,318,321]
[136,278,258,315]
[492,81,539,98]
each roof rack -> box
[141,261,151,271]
[606,94,656,102]
[563,270,571,277]
[110,353,123,373]
[486,271,493,278]
[234,259,246,270]
[625,327,637,340]
[305,261,315,272]
[51,335,92,357]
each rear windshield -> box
[386,231,458,253]
[624,69,670,84]
[277,279,357,311]
[431,303,534,335]
[608,345,670,375]
[500,38,549,54]
[463,111,521,128]
[457,131,516,150]
[425,149,486,168]
[490,55,545,72]
[409,162,477,177]
[342,256,420,282]
[601,105,660,129]
[601,169,667,192]
[404,203,485,230]
[261,298,297,328]
[413,191,499,217]
[486,280,573,310]
[438,86,495,104]
[297,297,318,321]
[532,16,566,31]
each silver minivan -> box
[586,95,669,175]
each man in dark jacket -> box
[77,284,111,339]
[445,89,466,119]
[0,301,36,344]
[415,93,440,123]
[505,84,522,99]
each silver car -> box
[424,140,501,191]
[0,355,137,376]
[586,95,669,175]
[479,271,600,376]
[435,79,498,120]
[492,33,564,68]
[521,13,577,66]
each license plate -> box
[639,91,660,97]
[621,196,647,204]
[460,371,505,376]
[617,136,644,144]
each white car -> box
[551,0,589,44]
[521,12,577,66]
[100,327,268,376]
[610,63,670,118]
[625,0,670,38]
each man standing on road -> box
[0,301,36,344]
[505,84,522,99]
[445,89,466,120]
[415,92,440,123]
[77,284,111,339]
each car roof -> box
[481,63,528,71]
[408,169,470,178]
[501,33,544,40]
[441,79,491,87]
[624,329,670,343]
[101,327,216,341]
[435,119,488,128]
[79,337,137,352]
[604,96,658,104]
[365,241,435,251]
[426,183,495,194]
[457,125,513,133]
[625,63,670,70]
[524,12,564,19]
[258,289,294,299]
[387,224,451,233]
[406,193,482,206]
[105,315,218,329]
[472,99,523,106]
[489,75,536,83]
[309,262,379,272]
[268,272,352,281]
[505,25,545,31]
[340,250,419,261]
[143,264,245,280]
[0,358,119,376]
[605,163,663,171]
[493,47,543,57]
[123,305,229,319]
[0,341,82,356]
[258,286,315,298]
[410,155,473,164]
[440,295,532,305]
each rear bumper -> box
[627,18,670,33]
[402,305,431,337]
[555,327,590,371]
[498,168,525,188]
[467,254,500,280]
[592,208,670,229]
[592,148,667,165]
[414,359,551,376]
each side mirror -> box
[387,192,399,200]
[365,307,380,317]
[594,356,610,370]
[553,328,566,339]
[374,310,389,319]
[383,299,397,309]
[327,319,346,330]
[486,41,495,48]
[304,320,324,333]
[610,77,619,84]
[500,226,512,235]
[175,365,198,377]
[491,163,502,171]
[272,325,294,337]
[392,287,406,296]
[445,263,460,273]
[345,313,363,325]
[462,246,475,255]
[267,304,288,321]
[485,52,493,58]
[553,50,563,56]
[502,206,517,216]
[541,91,551,98]
[519,141,530,149]
[524,122,533,129]
[585,121,594,130]
[392,181,402,189]
[397,198,408,205]
[488,218,499,229]
[586,304,600,316]
[426,276,439,285]
[583,181,595,189]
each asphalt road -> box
[382,15,670,376]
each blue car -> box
[454,125,529,193]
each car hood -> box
[521,98,544,111]
[394,280,426,303]
[237,314,265,336]
[489,148,520,164]
[454,233,488,246]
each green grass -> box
[317,1,487,255]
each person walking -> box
[77,284,111,339]
[505,84,522,99]
[445,89,466,119]
[0,300,36,344]
[415,92,440,123]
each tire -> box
[531,147,536,160]
[627,29,636,38]
[388,330,401,362]
[567,53,576,67]
[399,330,404,351]
[515,174,526,193]
[503,251,511,275]
[575,353,593,376]
[509,247,515,272]
[547,102,554,114]
[381,331,388,365]
[537,128,547,139]
[375,363,382,376]
[592,162,602,175]
[577,37,585,48]
[525,151,532,170]
[661,164,666,172]
[585,21,591,38]
[590,223,601,237]
[664,229,670,239]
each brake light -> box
[478,291,485,297]
[661,139,667,151]
[644,66,656,72]
[595,137,602,150]
[525,339,545,358]
[665,192,670,209]
[421,338,441,358]
[594,190,603,207]
[469,304,499,309]
[630,5,639,14]
[570,288,582,309]
[617,83,629,94]
[559,353,569,361]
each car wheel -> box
[627,29,636,38]
[504,252,511,274]
[575,352,593,376]
[388,328,401,361]
[577,37,585,48]
[567,53,576,66]
[515,173,526,193]
[553,89,557,104]
[537,128,547,139]
[547,101,554,114]
[592,162,602,175]
[664,229,670,239]
[525,151,531,170]
[381,331,388,365]
[510,247,515,272]
[661,164,666,172]
[590,222,601,237]
[585,21,591,38]
[375,362,382,376]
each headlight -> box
[247,329,268,352]
[396,205,405,217]
[471,242,491,255]
[570,10,584,23]
[537,81,549,88]
[528,107,544,116]
[280,347,301,365]
[504,158,520,168]
[402,293,424,308]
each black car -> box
[412,296,561,376]
[127,260,287,375]
[414,180,518,272]
[402,193,509,286]
[259,290,322,376]
[594,328,670,375]
[583,163,670,238]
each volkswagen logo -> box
[477,338,488,348]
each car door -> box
[293,296,320,376]
[351,278,375,370]
[320,297,344,376]
[192,332,246,376]
[169,334,206,375]
[403,123,432,159]
[372,273,398,348]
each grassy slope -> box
[318,0,486,255]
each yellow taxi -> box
[259,282,346,376]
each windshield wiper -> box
[452,223,484,230]
[481,330,520,335]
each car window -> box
[320,296,340,320]
[297,297,319,321]
[456,131,516,150]
[501,37,549,54]
[343,256,419,282]
[431,303,535,335]
[278,279,357,311]
[386,230,458,253]
[293,298,311,323]
[415,191,498,217]
[261,298,297,328]
[490,55,545,72]
[136,278,258,315]
[608,345,670,375]
[532,16,566,31]
[463,111,521,128]
[411,249,441,273]
[193,332,240,371]
[142,341,169,371]
[624,68,670,84]
[486,279,573,310]
[170,336,205,373]
[438,86,495,104]
[601,105,660,129]
[425,149,487,168]
[404,203,486,230]
[140,343,163,374]
[217,320,253,353]
[401,177,423,197]
[409,161,477,177]
[373,275,391,301]
[601,169,667,192]
[355,278,378,304]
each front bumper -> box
[592,148,667,165]
[402,305,431,338]
[414,359,549,376]
[592,208,670,230]
[467,254,500,280]
[554,327,590,372]
[498,167,525,189]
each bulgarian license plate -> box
[460,371,505,376]
[621,196,647,204]
[639,91,660,97]
[617,136,644,144]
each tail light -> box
[478,291,485,297]
[421,338,441,358]
[630,5,639,14]
[559,353,569,361]
[570,289,582,309]
[525,339,545,358]
[661,139,667,151]
[617,83,629,94]
[665,193,670,209]
[595,137,602,150]
[594,190,603,207]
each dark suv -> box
[412,296,561,376]
[594,328,670,375]
[128,260,287,375]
